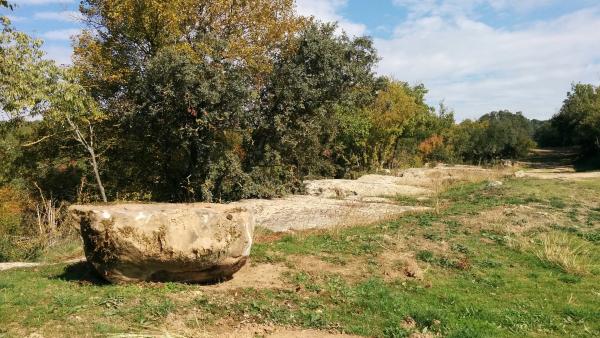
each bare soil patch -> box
[201,323,362,338]
[287,255,368,281]
[204,262,290,291]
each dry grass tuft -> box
[535,232,593,276]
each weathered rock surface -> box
[70,203,254,284]
[235,196,428,232]
[305,176,431,199]
[305,165,503,200]
[515,169,600,180]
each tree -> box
[112,45,253,201]
[250,22,379,178]
[67,0,308,202]
[74,0,303,100]
[551,83,600,154]
[1,13,109,202]
[366,80,427,168]
[453,111,535,163]
[0,1,12,10]
[45,69,108,202]
[362,80,455,168]
[1,17,55,119]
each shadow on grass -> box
[51,261,236,286]
[53,261,109,286]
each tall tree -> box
[1,13,109,201]
[250,22,379,178]
[74,0,303,100]
[45,69,109,202]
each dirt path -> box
[0,262,43,271]
[516,168,600,180]
[0,257,84,272]
[517,148,600,180]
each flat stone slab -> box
[235,196,429,232]
[305,176,432,198]
[70,203,254,284]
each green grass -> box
[1,177,599,337]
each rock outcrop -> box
[70,203,254,284]
[235,196,428,232]
[305,166,503,200]
[305,175,432,199]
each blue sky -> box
[3,0,600,120]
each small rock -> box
[487,180,503,188]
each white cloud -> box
[295,0,367,36]
[43,44,72,65]
[40,28,79,41]
[376,4,600,120]
[34,10,82,22]
[393,0,556,19]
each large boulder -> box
[70,203,254,284]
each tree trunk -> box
[66,116,108,203]
[88,147,107,203]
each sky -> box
[3,0,600,120]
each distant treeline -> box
[1,1,599,260]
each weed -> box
[580,230,600,243]
[382,325,410,338]
[478,259,502,268]
[451,243,470,254]
[480,230,507,244]
[549,197,566,209]
[558,274,582,284]
[416,250,435,263]
[417,213,439,227]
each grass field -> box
[1,177,599,337]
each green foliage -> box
[362,80,456,168]
[552,83,600,155]
[452,110,536,163]
[533,120,562,147]
[105,45,253,201]
[0,18,56,118]
[251,22,379,179]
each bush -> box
[0,186,43,261]
[452,111,535,164]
